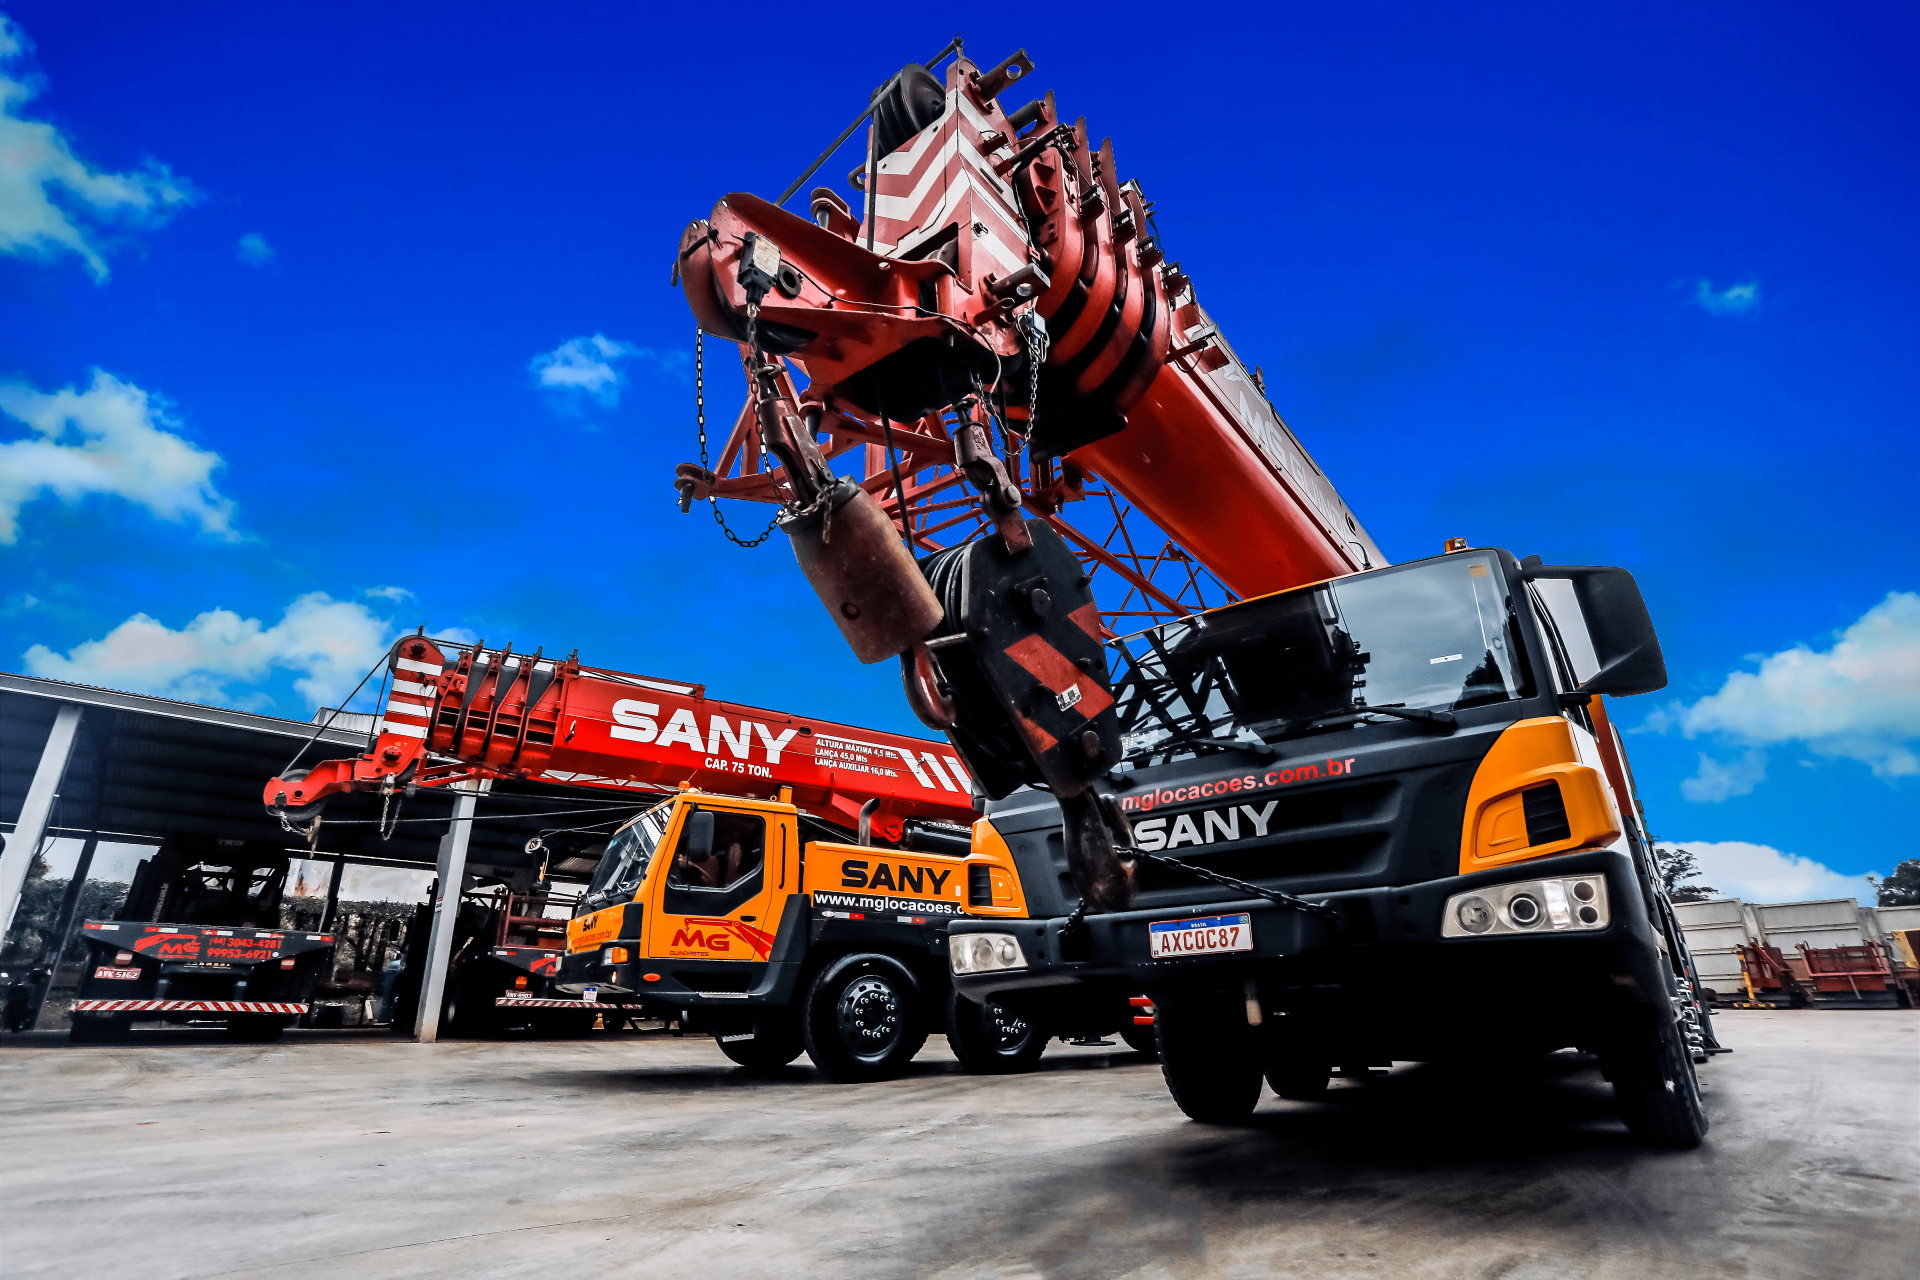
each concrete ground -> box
[2,1009,1914,1280]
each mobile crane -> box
[670,43,1716,1144]
[261,635,1094,1077]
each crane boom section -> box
[262,636,975,839]
[673,51,1383,603]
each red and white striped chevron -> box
[870,88,1032,287]
[494,997,605,1009]
[381,652,443,740]
[72,1000,309,1014]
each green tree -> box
[1655,846,1719,903]
[1873,859,1920,907]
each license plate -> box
[93,965,141,981]
[581,985,598,1003]
[1147,913,1253,959]
[500,990,530,1002]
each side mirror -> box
[686,810,715,861]
[1522,564,1668,698]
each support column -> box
[1,703,84,942]
[31,830,100,1031]
[320,852,346,933]
[413,782,482,1042]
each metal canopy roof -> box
[1,672,658,879]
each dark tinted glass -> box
[1110,554,1534,759]
[667,810,766,890]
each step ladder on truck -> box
[667,41,1721,1144]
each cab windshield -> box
[1110,553,1534,762]
[580,800,672,911]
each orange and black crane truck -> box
[264,635,1079,1077]
[667,42,1718,1144]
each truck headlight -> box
[1454,896,1496,934]
[949,932,1027,974]
[1442,875,1608,938]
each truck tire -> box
[1154,989,1262,1124]
[1120,1024,1160,1059]
[225,1015,286,1043]
[945,988,1047,1074]
[1265,1056,1331,1100]
[802,954,928,1083]
[719,1010,806,1072]
[69,1013,133,1044]
[1604,1007,1709,1148]
[449,976,503,1038]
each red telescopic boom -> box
[262,635,976,841]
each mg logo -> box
[670,926,734,953]
[667,918,774,959]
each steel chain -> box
[1025,318,1043,435]
[1131,849,1340,922]
[693,324,780,548]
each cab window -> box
[662,809,766,918]
[580,801,670,912]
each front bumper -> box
[951,847,1668,1011]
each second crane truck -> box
[264,634,1077,1078]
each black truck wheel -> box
[225,1015,286,1043]
[945,987,1047,1074]
[1265,1055,1332,1100]
[1154,988,1263,1124]
[1120,1024,1160,1059]
[1605,1007,1709,1148]
[69,1013,133,1044]
[802,954,928,1083]
[718,1010,805,1072]
[449,975,504,1038]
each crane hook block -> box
[779,478,945,664]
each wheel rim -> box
[982,1001,1032,1055]
[836,974,904,1062]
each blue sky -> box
[2,3,1914,901]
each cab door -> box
[644,803,780,968]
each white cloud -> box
[364,585,414,602]
[1674,840,1881,906]
[1645,592,1920,795]
[0,369,237,543]
[235,232,274,267]
[23,592,393,710]
[1680,749,1767,803]
[528,334,688,415]
[531,333,638,409]
[0,15,199,281]
[1692,277,1761,317]
[23,593,481,713]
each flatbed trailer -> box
[65,837,335,1043]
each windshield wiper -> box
[1124,727,1276,762]
[1299,703,1456,733]
[1360,702,1456,726]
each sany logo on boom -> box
[609,700,799,763]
